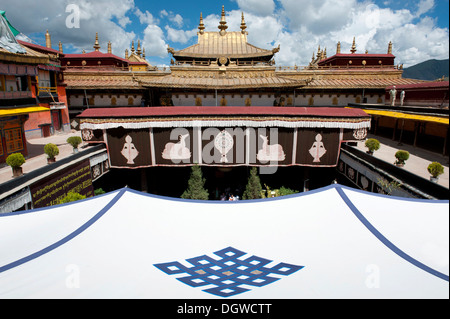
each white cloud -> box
[135,8,157,25]
[143,24,168,58]
[416,0,435,17]
[235,0,276,16]
[170,14,184,28]
[279,0,357,34]
[273,0,448,67]
[165,26,197,44]
[118,16,132,28]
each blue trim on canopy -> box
[335,187,449,282]
[0,189,126,274]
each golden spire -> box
[107,41,112,54]
[336,41,341,54]
[131,40,135,53]
[93,32,101,51]
[218,5,228,36]
[125,49,129,59]
[58,41,63,54]
[45,30,51,49]
[137,40,142,56]
[388,41,393,54]
[316,45,321,59]
[350,37,356,54]
[198,12,205,34]
[323,48,327,59]
[240,12,247,34]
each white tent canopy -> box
[0,184,448,299]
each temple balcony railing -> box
[276,64,401,72]
[37,86,58,95]
[63,65,171,74]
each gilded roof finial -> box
[93,32,101,51]
[336,41,341,54]
[125,49,129,59]
[350,37,356,54]
[218,5,228,36]
[45,30,51,49]
[137,40,142,56]
[107,41,112,54]
[131,40,135,53]
[198,12,205,35]
[58,41,63,54]
[388,41,393,54]
[240,12,247,34]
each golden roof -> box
[171,31,276,60]
[169,7,277,60]
[0,44,49,64]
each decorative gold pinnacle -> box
[218,5,228,36]
[240,12,247,34]
[93,32,101,51]
[45,30,51,49]
[137,40,142,56]
[336,41,341,54]
[107,41,112,54]
[388,41,393,54]
[350,37,356,54]
[198,12,205,34]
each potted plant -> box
[67,136,82,153]
[6,153,26,177]
[364,138,380,155]
[427,162,444,183]
[394,150,409,167]
[44,143,59,163]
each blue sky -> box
[2,0,449,67]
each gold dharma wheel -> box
[218,56,229,66]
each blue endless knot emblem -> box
[154,247,304,297]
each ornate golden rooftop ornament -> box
[131,41,135,53]
[272,44,280,54]
[137,40,142,56]
[240,12,247,34]
[336,41,341,54]
[93,32,101,51]
[350,37,356,54]
[125,49,129,59]
[107,41,112,54]
[218,5,228,36]
[198,13,205,35]
[45,30,51,49]
[388,41,393,54]
[58,41,63,54]
[316,45,322,59]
